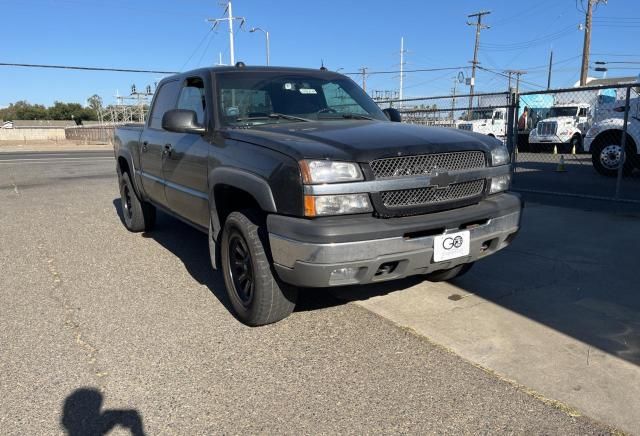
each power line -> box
[179,27,216,71]
[0,62,178,74]
[343,66,469,76]
[477,66,546,89]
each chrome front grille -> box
[382,179,485,208]
[370,151,486,179]
[381,179,486,208]
[458,123,473,131]
[537,121,558,136]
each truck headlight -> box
[490,174,511,194]
[529,129,537,137]
[490,143,510,166]
[299,160,363,184]
[304,194,372,216]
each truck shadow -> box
[112,199,360,315]
[114,199,232,314]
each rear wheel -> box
[118,172,155,232]
[221,210,297,326]
[425,262,474,282]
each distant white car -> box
[584,97,640,176]
[457,108,508,141]
[528,103,591,153]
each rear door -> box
[139,79,181,205]
[162,76,210,228]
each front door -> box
[139,79,181,206]
[162,76,210,228]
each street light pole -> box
[250,27,270,65]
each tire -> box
[221,210,297,326]
[425,262,474,282]
[568,135,582,154]
[591,135,635,177]
[118,172,156,232]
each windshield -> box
[547,107,578,117]
[469,110,494,121]
[216,72,387,126]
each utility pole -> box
[505,70,526,95]
[208,1,245,66]
[467,11,490,113]
[580,0,606,86]
[399,37,407,107]
[547,48,553,89]
[450,77,458,121]
[359,67,368,92]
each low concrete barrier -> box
[0,128,67,141]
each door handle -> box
[163,143,173,156]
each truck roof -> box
[159,65,343,85]
[552,102,590,108]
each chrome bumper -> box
[269,209,521,287]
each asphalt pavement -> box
[0,151,614,434]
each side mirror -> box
[383,108,402,122]
[162,109,206,134]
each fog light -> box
[490,174,511,194]
[329,267,360,284]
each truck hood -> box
[538,117,575,125]
[224,120,497,162]
[462,119,492,125]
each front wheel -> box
[567,135,582,154]
[221,211,297,326]
[591,141,634,177]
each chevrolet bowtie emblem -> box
[430,171,454,189]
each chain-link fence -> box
[377,83,640,205]
[514,84,640,203]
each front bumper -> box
[529,135,566,144]
[268,192,522,287]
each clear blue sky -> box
[0,0,638,107]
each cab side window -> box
[149,80,181,130]
[579,108,588,117]
[177,77,206,125]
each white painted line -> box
[0,157,114,163]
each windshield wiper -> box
[318,112,375,120]
[236,113,312,123]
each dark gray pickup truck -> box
[114,65,522,326]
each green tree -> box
[87,94,103,117]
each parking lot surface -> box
[0,151,617,434]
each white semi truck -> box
[585,96,640,176]
[528,103,592,153]
[457,108,508,141]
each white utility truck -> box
[528,103,591,153]
[457,108,508,141]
